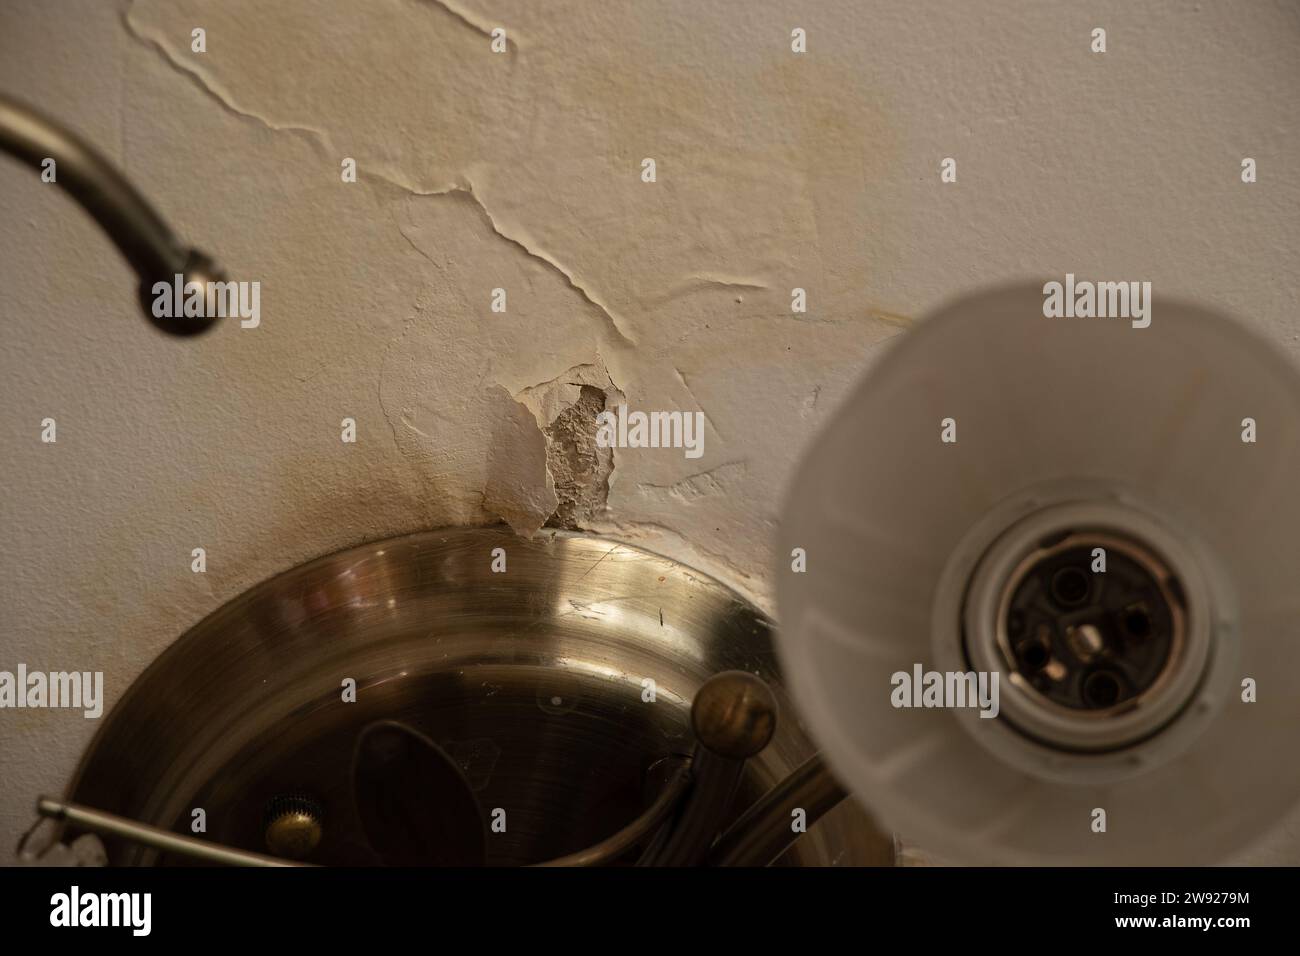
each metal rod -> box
[0,92,224,334]
[707,752,848,867]
[639,749,746,866]
[534,759,692,867]
[36,796,308,867]
[638,671,778,866]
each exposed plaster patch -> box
[513,362,621,430]
[543,385,613,530]
[507,363,622,532]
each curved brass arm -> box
[0,91,225,335]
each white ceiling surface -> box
[1,0,1296,861]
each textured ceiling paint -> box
[1,0,1297,861]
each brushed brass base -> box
[68,527,891,866]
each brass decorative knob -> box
[263,795,324,861]
[690,670,778,760]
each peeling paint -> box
[8,0,1298,861]
[482,386,557,535]
[636,461,747,503]
[122,4,329,148]
[500,363,622,532]
[427,187,637,348]
[126,1,630,346]
[415,0,522,52]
